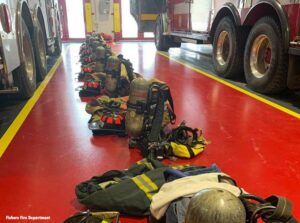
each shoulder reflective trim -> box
[141,174,158,191]
[171,164,191,170]
[144,162,154,170]
[132,174,158,200]
[136,159,154,170]
[136,159,147,165]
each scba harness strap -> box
[147,83,176,142]
[240,194,298,223]
[136,82,176,159]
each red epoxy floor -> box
[0,42,299,222]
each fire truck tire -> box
[54,17,62,55]
[34,19,47,81]
[213,17,246,78]
[155,17,170,51]
[13,18,37,99]
[244,17,287,94]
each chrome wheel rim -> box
[22,29,34,82]
[216,31,230,66]
[250,34,272,78]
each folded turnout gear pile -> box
[73,159,298,223]
[75,159,219,216]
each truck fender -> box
[16,0,34,63]
[243,0,290,52]
[210,3,241,41]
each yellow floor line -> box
[0,56,63,158]
[157,51,300,119]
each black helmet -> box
[185,188,246,223]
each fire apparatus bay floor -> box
[0,42,299,222]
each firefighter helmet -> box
[185,188,246,223]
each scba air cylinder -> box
[125,77,149,138]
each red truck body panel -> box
[166,0,300,45]
[169,0,190,32]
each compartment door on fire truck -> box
[190,0,212,32]
[170,0,190,32]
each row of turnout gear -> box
[71,34,297,223]
[79,34,108,65]
[79,33,112,81]
[80,46,111,75]
[78,35,140,136]
[79,47,112,82]
[79,54,137,97]
[79,33,107,60]
[85,96,127,135]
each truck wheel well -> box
[210,7,239,43]
[243,4,280,27]
[243,2,289,51]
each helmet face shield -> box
[185,188,246,223]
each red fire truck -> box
[131,0,300,94]
[0,0,61,99]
